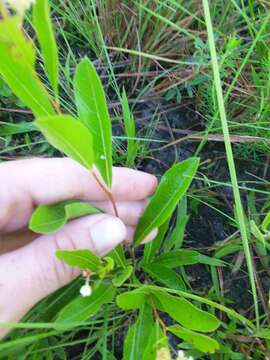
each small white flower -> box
[80,283,92,297]
[100,155,106,160]
[4,0,35,14]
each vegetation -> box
[0,0,270,359]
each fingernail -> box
[89,216,127,256]
[141,228,159,244]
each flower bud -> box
[80,283,92,297]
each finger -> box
[0,213,126,337]
[125,226,158,244]
[0,199,148,252]
[93,200,147,226]
[0,158,157,233]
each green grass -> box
[0,0,270,358]
[202,0,261,329]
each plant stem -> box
[202,0,260,328]
[149,295,167,336]
[92,170,127,269]
[92,170,119,217]
[52,99,61,114]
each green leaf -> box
[123,285,254,330]
[256,328,270,340]
[262,211,270,231]
[151,250,225,268]
[33,0,59,99]
[112,265,133,287]
[0,122,35,136]
[162,288,254,330]
[214,244,242,259]
[168,325,220,353]
[163,197,189,251]
[117,285,220,335]
[108,245,127,269]
[142,263,186,290]
[100,352,116,360]
[197,254,226,266]
[123,302,154,360]
[0,17,34,67]
[74,57,112,187]
[0,17,55,116]
[121,88,137,167]
[152,290,220,332]
[35,115,94,169]
[142,321,166,360]
[116,287,148,310]
[150,249,200,267]
[143,217,170,264]
[56,283,115,323]
[250,220,266,245]
[30,200,101,234]
[135,158,199,245]
[98,256,115,278]
[56,249,101,272]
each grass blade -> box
[202,0,259,328]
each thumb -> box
[0,214,126,331]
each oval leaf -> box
[134,158,199,245]
[56,283,115,323]
[29,200,101,234]
[74,57,112,187]
[168,325,220,353]
[33,0,59,99]
[56,249,101,272]
[152,290,220,332]
[35,115,94,169]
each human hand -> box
[0,158,157,338]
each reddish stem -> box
[92,171,119,217]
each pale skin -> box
[0,158,158,338]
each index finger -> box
[0,157,157,233]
